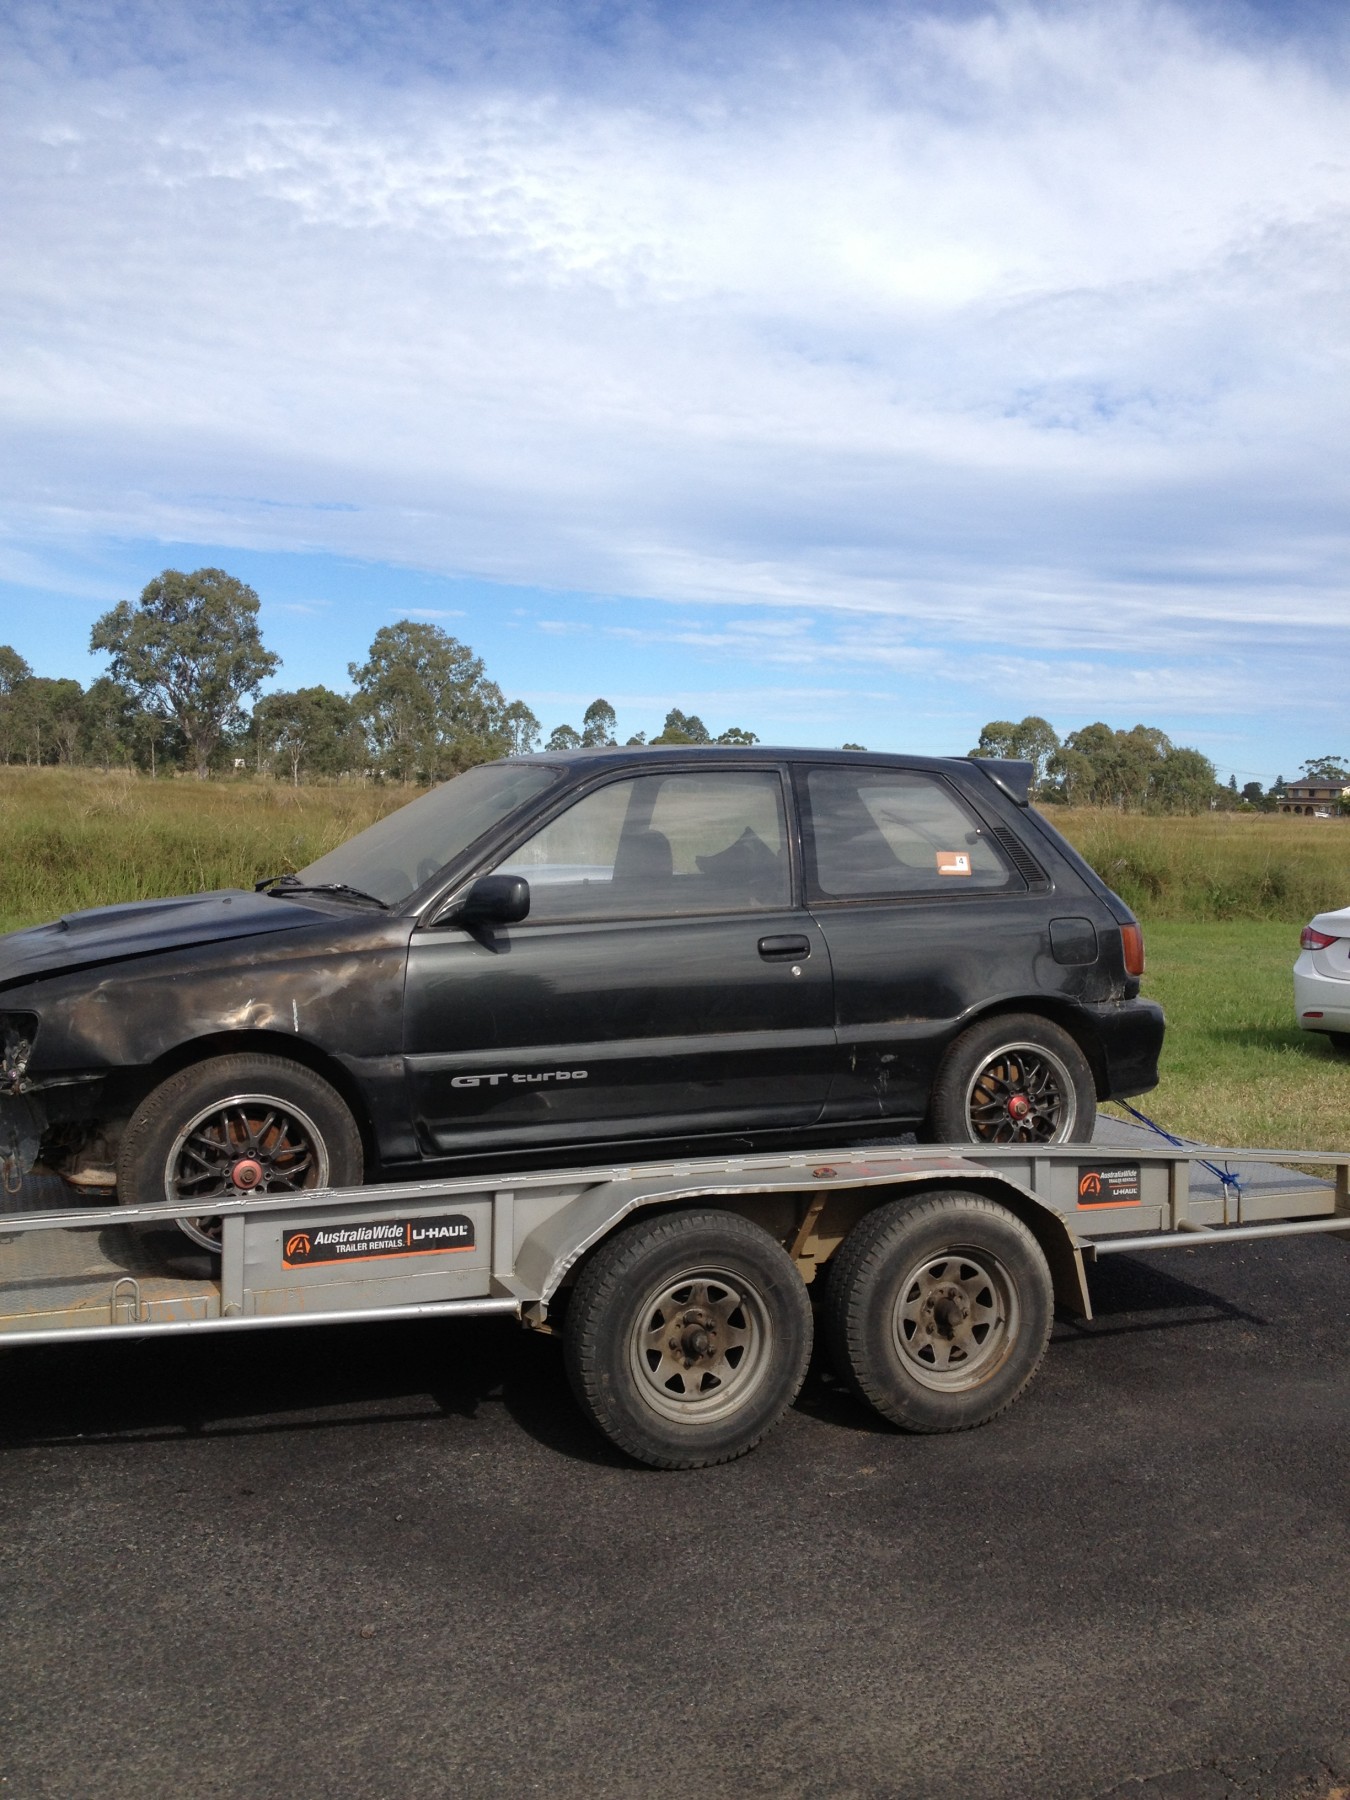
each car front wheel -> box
[928,1012,1096,1145]
[116,1053,363,1250]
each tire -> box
[824,1190,1054,1433]
[116,1053,363,1251]
[929,1012,1096,1145]
[1327,1032,1350,1055]
[563,1209,813,1470]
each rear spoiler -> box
[967,757,1034,806]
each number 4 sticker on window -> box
[936,851,972,876]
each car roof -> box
[504,745,1034,804]
[512,745,968,769]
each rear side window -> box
[803,767,1012,901]
[496,769,790,921]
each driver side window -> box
[496,770,791,921]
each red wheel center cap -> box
[231,1158,264,1190]
[1006,1094,1031,1120]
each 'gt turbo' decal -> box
[450,1069,589,1088]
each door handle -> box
[758,935,810,960]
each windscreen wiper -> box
[258,878,389,909]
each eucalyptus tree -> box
[652,709,711,745]
[581,699,617,747]
[349,621,510,782]
[254,686,366,784]
[0,646,33,764]
[90,568,279,779]
[503,700,541,755]
[81,677,139,771]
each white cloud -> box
[1,0,1348,712]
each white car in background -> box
[1295,907,1350,1051]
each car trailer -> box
[0,1138,1346,1467]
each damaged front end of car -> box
[0,1012,119,1204]
[0,1013,42,1198]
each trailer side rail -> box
[0,1139,1344,1349]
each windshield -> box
[295,762,561,907]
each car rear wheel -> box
[928,1013,1096,1145]
[824,1190,1054,1432]
[563,1209,813,1469]
[116,1053,363,1251]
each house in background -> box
[1277,780,1349,816]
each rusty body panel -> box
[0,898,415,1189]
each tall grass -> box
[1053,808,1349,923]
[0,768,1346,935]
[1108,921,1350,1152]
[0,767,403,933]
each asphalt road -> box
[1,1234,1347,1800]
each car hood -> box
[0,890,334,990]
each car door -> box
[796,762,1046,1125]
[403,764,834,1157]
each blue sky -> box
[1,0,1347,779]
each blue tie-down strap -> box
[1116,1100,1243,1197]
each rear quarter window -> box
[803,767,1014,901]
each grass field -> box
[1109,921,1349,1153]
[1054,806,1349,922]
[0,767,400,934]
[0,767,1346,1150]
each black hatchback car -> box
[0,748,1162,1245]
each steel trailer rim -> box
[164,1092,330,1252]
[890,1244,1019,1391]
[627,1264,774,1425]
[962,1040,1078,1144]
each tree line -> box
[3,569,1336,805]
[972,716,1346,814]
[0,568,764,783]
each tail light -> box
[1121,922,1145,977]
[1301,926,1338,951]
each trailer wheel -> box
[564,1209,813,1469]
[825,1191,1053,1433]
[929,1012,1095,1145]
[117,1053,363,1251]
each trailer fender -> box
[514,1160,1092,1323]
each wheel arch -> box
[894,1174,1092,1320]
[948,997,1109,1101]
[109,1030,375,1171]
[519,1168,1092,1323]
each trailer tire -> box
[564,1209,813,1469]
[825,1190,1053,1433]
[117,1053,363,1251]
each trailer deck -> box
[1,1132,1345,1344]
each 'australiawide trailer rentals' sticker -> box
[281,1216,476,1268]
[1076,1166,1141,1208]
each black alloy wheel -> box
[116,1053,363,1251]
[929,1013,1096,1146]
